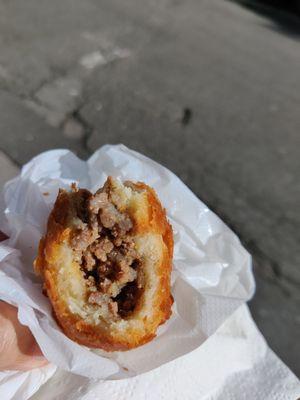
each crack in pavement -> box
[0,147,22,168]
[70,109,94,154]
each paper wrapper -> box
[1,306,299,400]
[0,144,255,380]
[24,305,300,400]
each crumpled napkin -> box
[1,305,299,400]
[0,144,254,380]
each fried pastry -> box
[34,177,173,351]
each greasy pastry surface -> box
[34,177,173,351]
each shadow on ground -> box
[230,0,300,37]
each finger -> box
[0,302,48,371]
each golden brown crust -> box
[35,180,173,351]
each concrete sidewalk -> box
[0,0,299,376]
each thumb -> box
[0,301,48,371]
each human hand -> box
[0,301,48,371]
[0,231,48,371]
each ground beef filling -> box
[71,190,143,319]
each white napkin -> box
[1,144,297,398]
[1,305,299,400]
[0,144,254,380]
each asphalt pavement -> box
[0,0,299,376]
